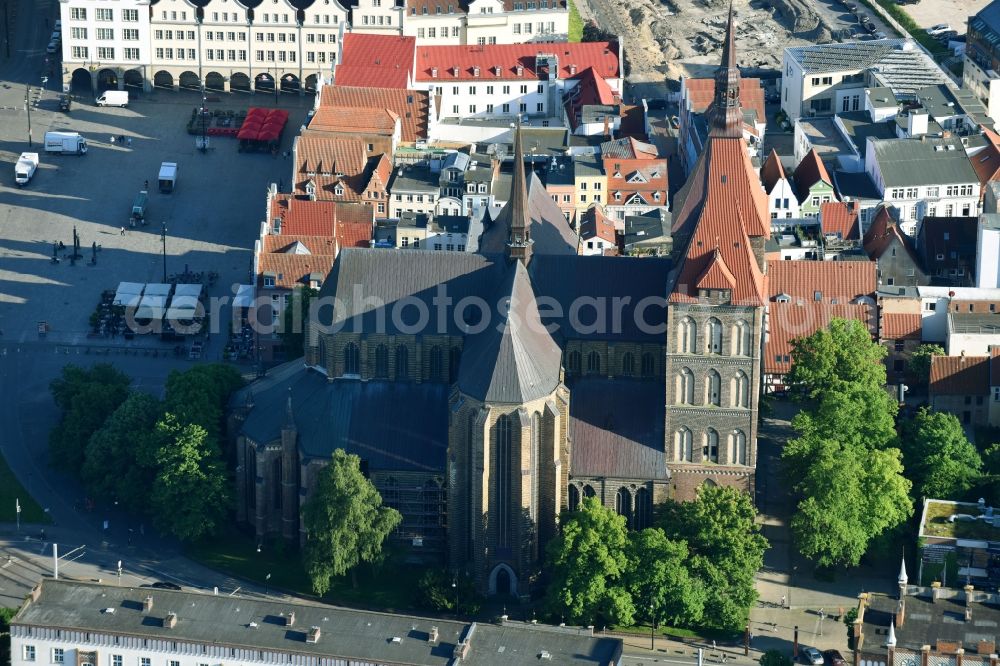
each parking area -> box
[0,86,311,344]
[900,0,990,30]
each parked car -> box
[926,23,952,35]
[874,31,887,39]
[936,30,959,41]
[140,581,182,590]
[58,94,71,111]
[866,22,879,33]
[802,648,824,666]
[45,42,57,54]
[824,650,847,666]
[845,2,858,12]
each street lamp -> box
[451,579,458,614]
[117,560,123,586]
[264,573,271,596]
[24,83,32,147]
[200,85,208,153]
[160,222,167,282]
[649,603,655,651]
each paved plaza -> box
[0,84,310,346]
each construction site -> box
[576,0,884,82]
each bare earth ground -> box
[901,0,989,29]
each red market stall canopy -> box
[237,108,289,144]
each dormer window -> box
[515,65,524,76]
[453,66,460,77]
[334,183,344,196]
[263,272,276,288]
[431,67,438,77]
[473,66,480,77]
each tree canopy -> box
[544,496,633,626]
[149,414,231,541]
[49,364,131,471]
[657,485,768,631]
[907,344,944,386]
[302,449,402,595]
[899,408,982,500]
[782,318,912,568]
[624,528,704,628]
[164,364,243,452]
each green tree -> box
[302,449,402,595]
[48,364,131,471]
[786,318,887,399]
[787,436,912,568]
[82,392,163,509]
[899,408,982,499]
[624,529,705,628]
[760,650,793,666]
[981,443,1000,475]
[657,485,768,631]
[907,344,945,386]
[417,569,481,614]
[545,496,634,626]
[281,287,318,358]
[164,364,243,445]
[149,414,231,541]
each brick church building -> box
[231,6,767,597]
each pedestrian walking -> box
[120,226,125,236]
[127,137,132,147]
[144,179,149,190]
[712,640,716,651]
[120,134,125,144]
[110,135,116,144]
[780,595,786,607]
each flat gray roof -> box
[871,137,978,187]
[14,580,621,666]
[796,117,855,162]
[786,40,949,96]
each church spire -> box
[505,122,533,265]
[710,1,743,137]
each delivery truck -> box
[158,162,178,193]
[15,152,39,186]
[95,90,128,107]
[43,131,88,155]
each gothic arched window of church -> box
[374,344,389,378]
[641,352,655,377]
[567,350,581,375]
[678,368,694,405]
[634,487,651,530]
[733,320,751,356]
[731,430,747,465]
[429,345,444,382]
[707,369,721,405]
[344,342,360,376]
[568,484,580,512]
[395,345,409,380]
[621,352,635,377]
[615,488,632,528]
[495,414,513,548]
[704,429,719,463]
[678,317,696,353]
[586,351,601,375]
[733,370,749,408]
[675,427,693,462]
[449,346,462,383]
[706,318,723,354]
[582,484,596,498]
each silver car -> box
[802,648,824,666]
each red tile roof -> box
[793,148,833,202]
[930,354,990,395]
[682,76,765,128]
[670,137,770,306]
[293,135,390,204]
[819,200,860,241]
[414,42,620,82]
[309,106,400,136]
[564,67,620,131]
[268,195,375,243]
[881,312,922,341]
[262,234,337,255]
[319,86,429,142]
[337,34,416,89]
[578,204,616,245]
[604,157,667,205]
[760,148,787,194]
[765,302,872,374]
[695,248,737,290]
[257,252,337,289]
[405,0,566,13]
[863,206,921,265]
[768,259,876,303]
[971,127,1000,187]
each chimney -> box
[285,612,296,626]
[907,111,928,138]
[143,596,154,612]
[943,130,952,139]
[964,585,974,621]
[164,612,177,629]
[306,626,321,643]
[429,626,439,644]
[921,645,931,666]
[957,648,965,666]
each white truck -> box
[95,90,128,107]
[43,131,88,155]
[15,152,39,186]
[158,162,178,193]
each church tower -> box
[662,2,769,500]
[505,125,534,265]
[446,260,569,596]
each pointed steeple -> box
[886,619,897,647]
[710,1,743,137]
[898,555,908,586]
[506,123,533,265]
[284,387,295,430]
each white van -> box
[43,131,87,155]
[96,90,128,107]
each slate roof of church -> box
[233,362,449,470]
[479,171,579,256]
[456,261,563,404]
